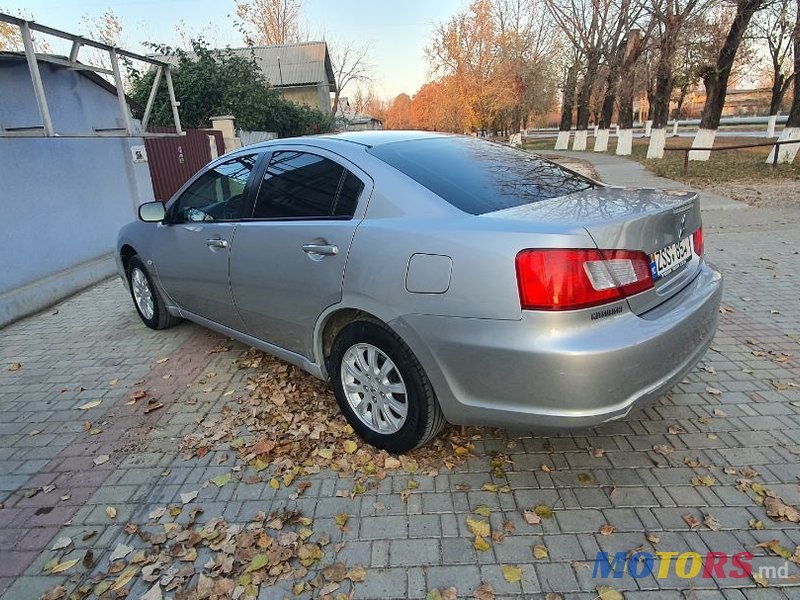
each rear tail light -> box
[693,226,704,256]
[515,248,654,311]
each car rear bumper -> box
[391,261,722,430]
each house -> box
[158,41,337,114]
[0,52,155,326]
[333,96,383,131]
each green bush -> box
[129,39,334,137]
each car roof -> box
[244,130,456,152]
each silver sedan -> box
[117,131,722,452]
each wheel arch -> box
[120,244,137,275]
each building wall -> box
[0,61,154,326]
[278,84,331,113]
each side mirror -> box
[139,201,166,223]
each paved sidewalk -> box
[1,159,799,599]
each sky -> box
[8,0,463,99]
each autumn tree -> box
[385,93,414,129]
[689,0,767,159]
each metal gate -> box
[144,127,225,201]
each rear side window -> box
[368,137,594,215]
[252,151,362,219]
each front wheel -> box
[329,321,446,452]
[127,256,181,330]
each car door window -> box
[172,154,258,222]
[251,151,363,219]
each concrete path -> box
[536,149,744,211]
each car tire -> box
[329,320,446,452]
[127,256,182,330]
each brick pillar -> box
[210,115,242,153]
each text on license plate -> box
[650,237,692,280]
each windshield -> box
[368,136,595,215]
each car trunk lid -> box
[484,187,703,315]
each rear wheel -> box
[329,320,445,452]
[127,256,181,330]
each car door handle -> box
[302,243,338,256]
[206,238,229,249]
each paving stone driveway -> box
[1,192,799,599]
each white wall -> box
[0,60,154,326]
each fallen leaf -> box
[501,564,522,583]
[93,454,109,466]
[109,566,137,591]
[211,473,231,487]
[323,562,347,582]
[473,505,491,518]
[473,535,491,552]
[78,400,102,410]
[29,430,40,437]
[473,583,495,600]
[532,544,549,559]
[106,506,117,519]
[467,517,490,538]
[180,490,198,504]
[523,510,541,525]
[335,513,349,528]
[752,573,768,587]
[749,518,764,530]
[50,537,72,551]
[7,362,21,371]
[346,563,367,582]
[596,586,623,600]
[109,543,133,562]
[691,475,716,487]
[343,440,358,454]
[703,514,721,531]
[534,504,553,519]
[706,386,722,396]
[599,524,616,536]
[244,554,268,573]
[645,532,660,544]
[682,513,701,529]
[39,586,66,600]
[155,356,170,364]
[49,558,79,574]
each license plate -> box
[650,237,692,280]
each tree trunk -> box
[558,63,579,132]
[698,0,765,130]
[576,51,600,130]
[599,65,620,129]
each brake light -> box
[515,249,654,311]
[693,226,704,256]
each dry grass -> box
[524,135,800,185]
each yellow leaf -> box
[109,566,138,591]
[211,473,231,487]
[474,505,491,518]
[501,564,522,583]
[466,517,490,538]
[343,440,358,454]
[50,558,80,574]
[596,586,623,600]
[7,362,21,371]
[752,573,768,587]
[346,564,367,582]
[473,535,491,552]
[106,506,117,519]
[318,448,334,460]
[532,545,548,560]
[156,357,170,364]
[534,504,553,519]
[78,400,102,410]
[335,513,349,527]
[269,478,280,489]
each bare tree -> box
[690,0,767,159]
[753,0,796,135]
[0,6,50,51]
[555,53,580,148]
[234,0,306,46]
[768,0,800,162]
[329,40,373,116]
[645,0,708,158]
[79,10,127,86]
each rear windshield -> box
[367,136,595,215]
